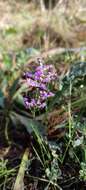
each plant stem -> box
[13,148,29,190]
[5,117,11,145]
[61,139,71,164]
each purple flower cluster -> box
[23,61,57,110]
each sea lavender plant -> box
[23,58,57,111]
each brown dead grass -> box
[0,0,86,52]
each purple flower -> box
[24,97,29,109]
[40,91,49,100]
[43,65,53,71]
[24,97,36,109]
[27,78,39,87]
[40,90,55,101]
[35,65,44,71]
[47,91,55,97]
[42,76,51,83]
[23,62,57,111]
[34,70,43,80]
[24,72,34,79]
[36,99,46,109]
[39,83,47,90]
[34,64,57,83]
[27,78,47,90]
[38,102,46,109]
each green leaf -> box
[3,54,12,69]
[5,27,17,35]
[10,112,46,137]
[9,78,19,98]
[0,90,4,108]
[48,82,69,110]
[13,83,28,100]
[15,94,24,106]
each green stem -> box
[5,118,11,145]
[61,139,71,164]
[72,96,86,108]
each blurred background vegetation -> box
[0,0,86,53]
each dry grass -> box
[0,0,37,51]
[0,0,86,52]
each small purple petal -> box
[24,97,30,109]
[34,70,43,80]
[38,102,46,109]
[40,90,55,101]
[43,65,53,71]
[36,65,44,71]
[39,83,47,90]
[24,97,36,109]
[42,77,51,83]
[24,72,34,79]
[27,78,39,87]
[47,91,55,97]
[40,91,48,100]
